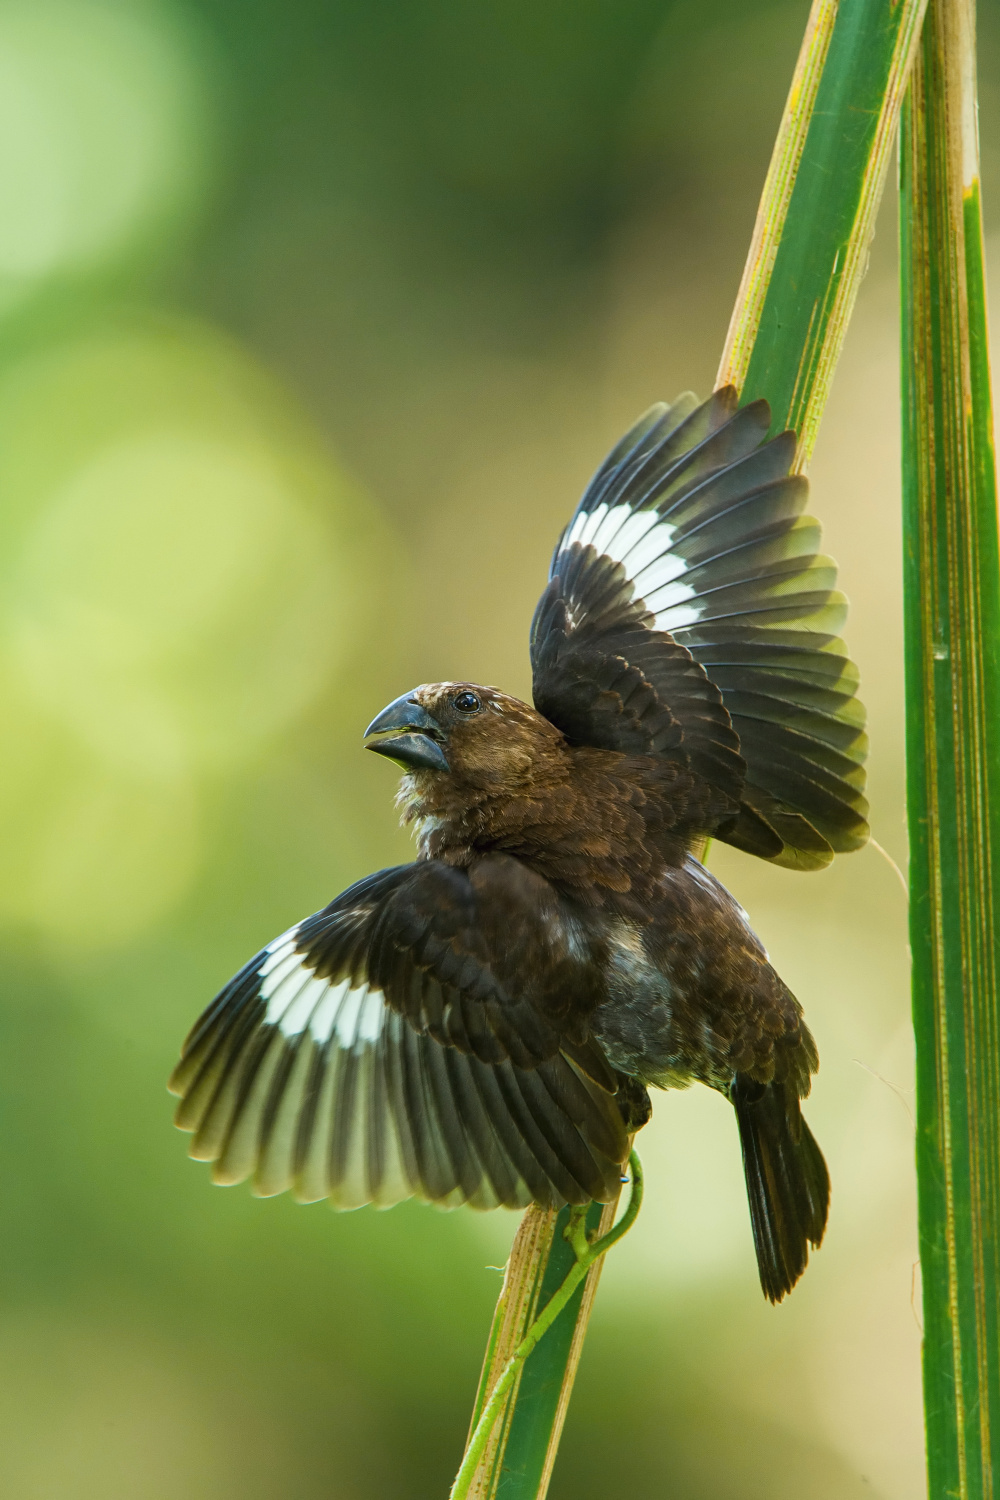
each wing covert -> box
[169,859,628,1211]
[531,387,869,870]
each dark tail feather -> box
[731,1073,830,1303]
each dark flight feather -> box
[169,859,629,1211]
[531,386,869,869]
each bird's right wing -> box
[530,387,868,869]
[169,857,628,1212]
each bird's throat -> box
[397,752,681,906]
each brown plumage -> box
[169,388,867,1301]
[396,684,703,907]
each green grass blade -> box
[452,1159,644,1500]
[457,3,929,1495]
[899,1,1000,1493]
[720,0,927,460]
[461,1197,617,1499]
[489,1201,606,1500]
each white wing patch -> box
[652,602,701,630]
[259,927,388,1048]
[172,895,624,1216]
[563,501,700,630]
[565,502,674,570]
[538,392,870,868]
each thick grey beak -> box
[364,693,449,773]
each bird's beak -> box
[364,693,450,773]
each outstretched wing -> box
[530,386,868,870]
[169,857,627,1211]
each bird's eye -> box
[453,691,481,714]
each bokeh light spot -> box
[0,0,212,310]
[13,432,345,777]
[0,321,390,946]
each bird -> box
[169,385,868,1302]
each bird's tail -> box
[731,1073,829,1302]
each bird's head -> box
[364,682,565,796]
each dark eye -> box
[453,691,481,714]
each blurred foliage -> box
[0,1,997,1496]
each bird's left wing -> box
[169,857,628,1212]
[530,387,868,869]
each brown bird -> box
[169,386,868,1301]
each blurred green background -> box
[2,1,999,1496]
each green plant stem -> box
[456,4,932,1496]
[900,0,1000,1493]
[719,0,928,460]
[450,1152,644,1500]
[461,1183,624,1497]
